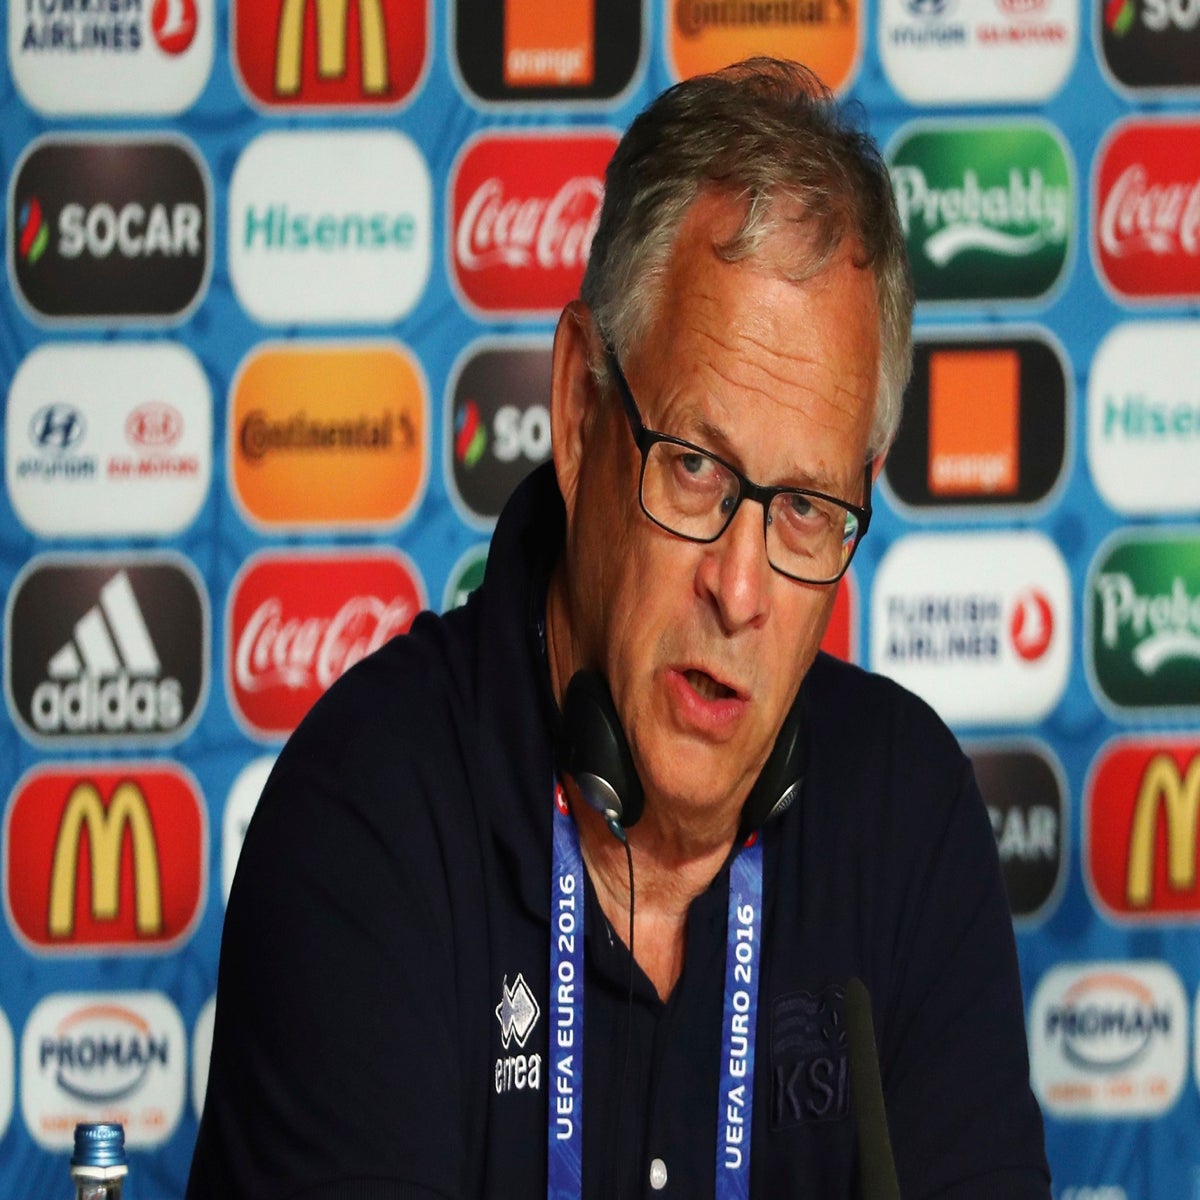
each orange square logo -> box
[504,0,594,86]
[928,349,1020,497]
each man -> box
[190,59,1050,1198]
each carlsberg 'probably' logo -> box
[888,122,1074,303]
[1088,531,1200,712]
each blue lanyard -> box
[547,781,765,1200]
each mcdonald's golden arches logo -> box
[234,0,429,108]
[4,764,206,952]
[1086,738,1200,918]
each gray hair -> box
[580,58,914,458]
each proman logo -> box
[1087,530,1200,714]
[10,0,213,116]
[4,765,205,953]
[888,121,1073,304]
[447,339,553,524]
[234,0,428,108]
[9,136,211,323]
[230,341,428,530]
[884,331,1069,511]
[669,0,861,93]
[21,991,186,1149]
[5,554,208,747]
[1087,739,1200,918]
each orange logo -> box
[230,342,428,529]
[504,0,594,87]
[667,0,861,91]
[928,348,1019,498]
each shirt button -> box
[649,1158,668,1190]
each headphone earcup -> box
[560,670,645,830]
[739,698,806,839]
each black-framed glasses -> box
[605,346,872,585]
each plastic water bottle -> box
[69,1123,128,1200]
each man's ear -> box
[870,452,887,482]
[551,299,599,522]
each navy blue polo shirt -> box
[188,464,1049,1199]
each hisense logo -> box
[1095,573,1200,672]
[891,166,1069,264]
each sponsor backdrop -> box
[1,1,1198,1196]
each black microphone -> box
[845,976,901,1200]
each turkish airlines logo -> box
[1087,738,1200,918]
[5,556,208,747]
[4,764,205,953]
[9,136,211,323]
[20,991,186,1149]
[233,0,428,107]
[10,0,212,116]
[227,550,425,739]
[871,531,1071,724]
[1094,120,1200,301]
[449,132,616,317]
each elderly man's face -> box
[556,191,880,827]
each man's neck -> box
[546,565,745,998]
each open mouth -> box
[684,669,737,702]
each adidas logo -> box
[30,570,183,734]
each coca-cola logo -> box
[226,550,425,739]
[450,131,618,316]
[126,402,184,449]
[1094,120,1200,300]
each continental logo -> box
[1087,530,1200,713]
[887,121,1073,304]
[233,0,428,108]
[4,764,205,952]
[1087,739,1200,918]
[230,342,428,529]
[668,0,861,92]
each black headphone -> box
[559,669,806,842]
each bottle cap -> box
[71,1123,128,1170]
